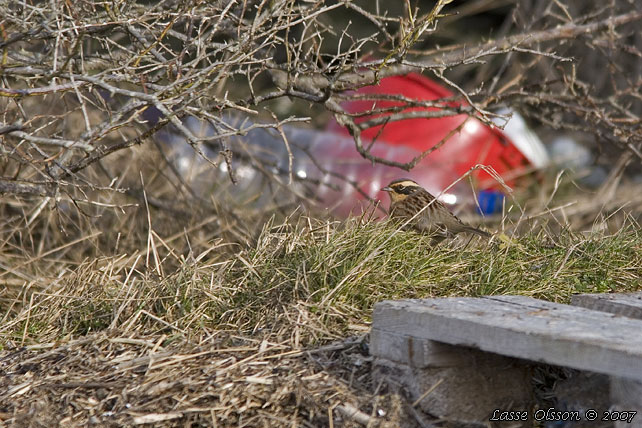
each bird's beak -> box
[381,186,392,192]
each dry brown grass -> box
[1,332,412,427]
[2,153,642,426]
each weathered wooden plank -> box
[372,295,642,382]
[370,327,538,368]
[571,292,642,320]
[370,328,486,368]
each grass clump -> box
[213,217,642,339]
[1,214,641,427]
[2,216,641,347]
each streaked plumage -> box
[382,178,490,242]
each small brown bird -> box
[382,178,490,242]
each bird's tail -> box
[463,226,491,238]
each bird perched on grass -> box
[382,178,491,242]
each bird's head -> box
[381,179,421,203]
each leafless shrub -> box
[0,1,640,255]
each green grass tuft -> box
[2,217,641,346]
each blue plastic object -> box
[477,190,504,215]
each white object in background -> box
[548,136,593,170]
[548,136,607,188]
[493,108,549,169]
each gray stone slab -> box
[572,292,642,320]
[373,351,532,423]
[372,295,642,382]
[611,377,642,424]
